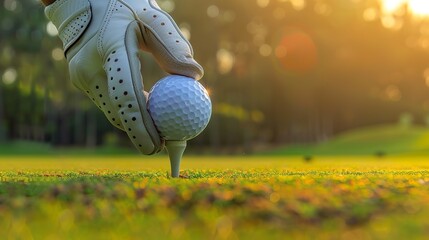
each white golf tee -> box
[165,140,187,178]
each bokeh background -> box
[1,0,429,155]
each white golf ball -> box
[147,75,212,141]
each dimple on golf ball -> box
[147,75,212,141]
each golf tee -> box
[165,140,187,178]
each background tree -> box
[1,0,429,153]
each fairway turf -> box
[266,124,429,156]
[2,156,429,239]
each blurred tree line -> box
[1,0,429,153]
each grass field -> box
[2,156,429,239]
[267,124,429,156]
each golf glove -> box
[45,0,204,155]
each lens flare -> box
[408,0,429,16]
[275,31,318,73]
[381,0,429,17]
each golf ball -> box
[147,75,212,141]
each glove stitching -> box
[104,45,161,154]
[125,22,163,154]
[138,21,193,64]
[62,10,91,53]
[146,0,194,55]
[117,0,139,19]
[117,0,194,56]
[97,0,117,58]
[45,0,93,58]
[137,20,203,78]
[116,0,202,79]
[46,0,67,19]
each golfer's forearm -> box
[41,0,56,6]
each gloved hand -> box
[45,0,204,155]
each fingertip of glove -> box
[195,63,204,80]
[185,59,205,80]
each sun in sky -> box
[382,0,429,17]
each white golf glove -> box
[45,0,204,155]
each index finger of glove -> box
[134,0,204,80]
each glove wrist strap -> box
[45,0,92,53]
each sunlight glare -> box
[46,22,58,37]
[2,68,17,85]
[256,0,270,8]
[408,0,429,17]
[259,44,272,57]
[217,49,235,75]
[207,5,219,18]
[290,0,306,11]
[382,0,404,13]
[363,8,378,21]
[381,0,429,17]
